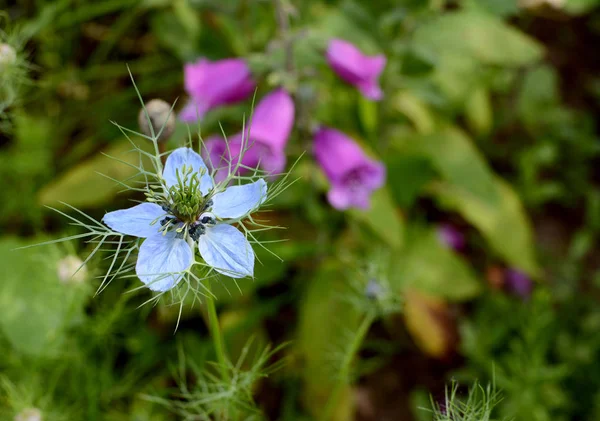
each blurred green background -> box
[2,0,600,420]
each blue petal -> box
[103,203,165,238]
[163,147,213,195]
[198,224,254,278]
[136,232,193,292]
[211,179,267,219]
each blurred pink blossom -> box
[437,224,466,251]
[314,127,385,210]
[180,58,255,122]
[203,89,295,179]
[326,39,386,100]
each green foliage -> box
[3,0,600,419]
[426,379,508,421]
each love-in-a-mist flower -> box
[180,58,255,122]
[314,127,385,210]
[326,39,386,100]
[102,147,267,292]
[204,88,294,180]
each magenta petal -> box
[182,58,255,121]
[179,99,208,122]
[203,136,229,170]
[365,55,386,78]
[356,80,384,101]
[328,185,370,210]
[505,269,533,300]
[437,224,466,251]
[326,39,367,83]
[249,89,295,151]
[314,128,372,181]
[326,39,386,101]
[314,127,385,211]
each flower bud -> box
[14,408,42,421]
[0,43,17,69]
[57,255,88,285]
[138,99,176,141]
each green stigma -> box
[167,165,209,223]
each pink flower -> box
[313,127,385,210]
[437,224,466,251]
[505,269,533,300]
[180,58,255,122]
[203,89,295,178]
[326,39,386,100]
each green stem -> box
[321,313,374,421]
[205,281,229,381]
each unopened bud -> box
[0,43,17,69]
[57,255,88,285]
[14,408,42,421]
[138,99,176,141]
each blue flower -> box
[102,147,267,292]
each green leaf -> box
[394,91,436,134]
[412,11,543,67]
[411,10,543,103]
[432,178,540,277]
[313,8,380,54]
[349,187,404,249]
[0,238,88,356]
[358,95,378,138]
[150,10,198,61]
[465,86,493,137]
[389,226,482,301]
[385,153,436,208]
[564,0,600,14]
[517,65,560,131]
[463,0,519,16]
[414,126,500,206]
[38,141,152,209]
[297,262,360,421]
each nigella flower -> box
[204,88,294,180]
[102,147,267,292]
[326,39,386,101]
[180,58,255,122]
[437,224,466,251]
[314,127,385,210]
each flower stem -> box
[273,0,293,73]
[205,281,229,381]
[321,313,374,421]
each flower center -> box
[167,165,212,223]
[344,169,366,192]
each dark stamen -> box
[189,223,205,241]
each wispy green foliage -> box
[426,379,508,421]
[3,0,600,420]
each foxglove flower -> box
[437,224,466,251]
[314,127,385,210]
[326,39,386,100]
[203,89,294,178]
[505,269,533,299]
[102,147,267,292]
[180,58,255,122]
